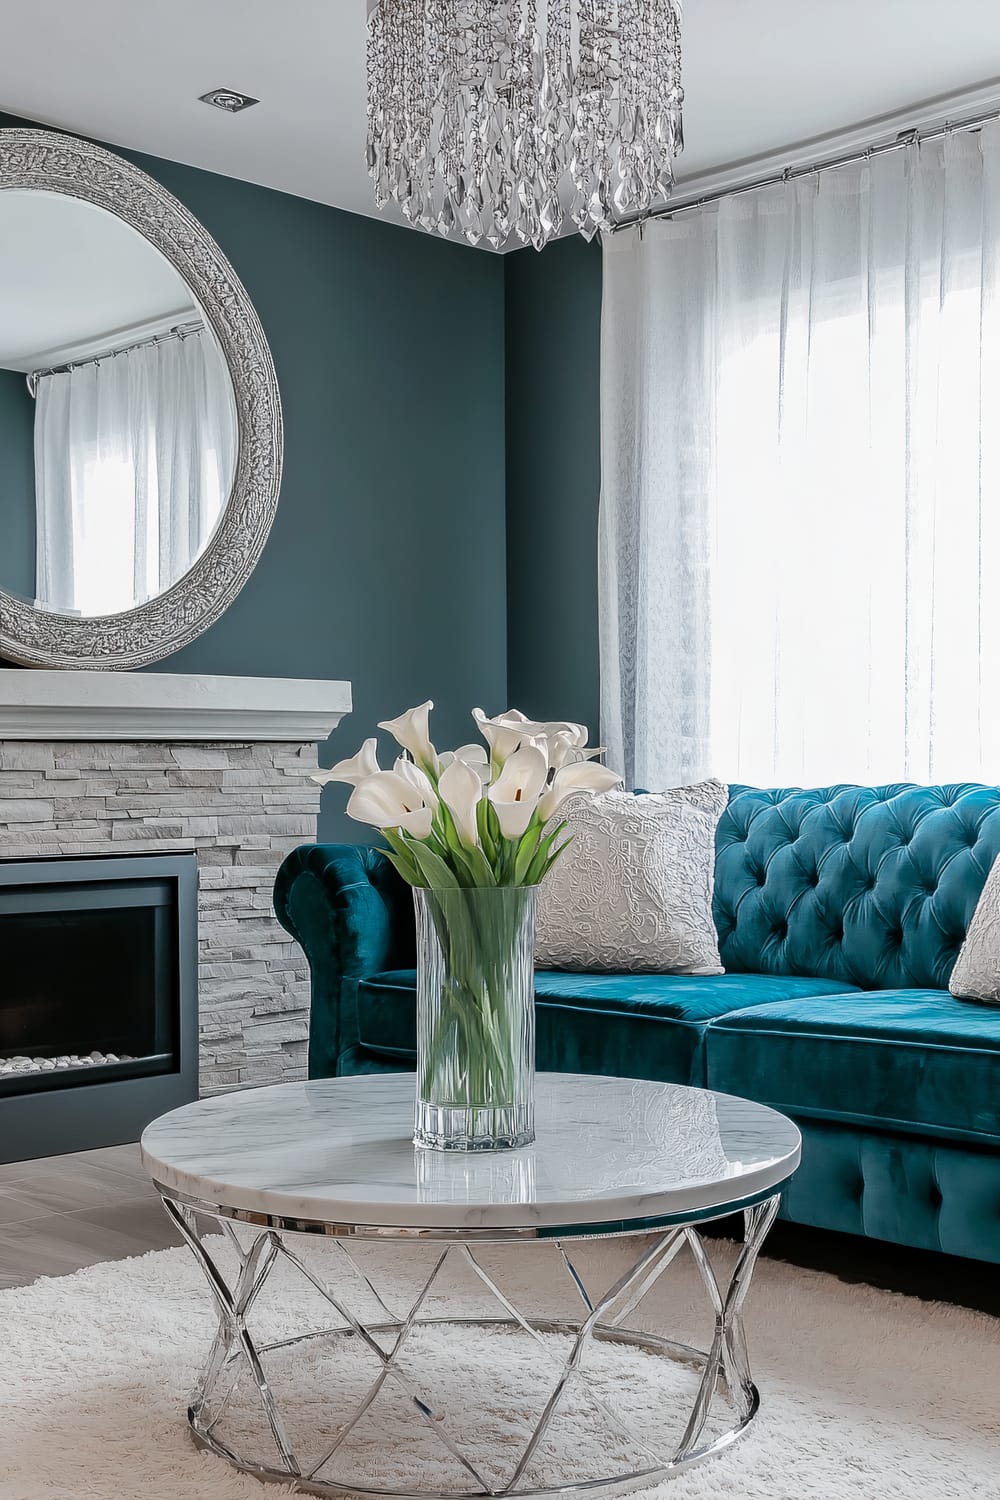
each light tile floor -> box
[0,1143,180,1288]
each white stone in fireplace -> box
[0,672,351,1094]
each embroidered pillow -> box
[534,781,728,974]
[949,853,1000,1004]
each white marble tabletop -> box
[141,1073,800,1235]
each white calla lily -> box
[455,742,490,766]
[475,709,600,774]
[472,707,528,769]
[439,743,491,782]
[312,737,379,787]
[346,770,435,839]
[547,733,608,770]
[378,701,438,774]
[555,720,588,748]
[393,756,439,810]
[546,731,584,770]
[488,745,549,838]
[537,761,623,822]
[438,758,483,847]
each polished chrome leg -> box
[166,1193,782,1499]
[293,1244,494,1490]
[674,1195,779,1460]
[462,1244,666,1470]
[503,1229,691,1491]
[161,1196,301,1476]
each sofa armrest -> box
[274,843,414,1077]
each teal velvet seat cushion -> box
[356,970,861,1086]
[706,989,1000,1144]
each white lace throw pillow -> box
[949,853,1000,1004]
[534,781,728,974]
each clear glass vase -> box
[413,884,536,1152]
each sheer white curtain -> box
[34,328,237,615]
[601,123,1000,789]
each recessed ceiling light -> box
[199,88,259,115]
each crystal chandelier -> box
[365,0,683,251]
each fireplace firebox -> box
[0,852,198,1162]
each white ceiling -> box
[1,0,999,251]
[0,192,195,370]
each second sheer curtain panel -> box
[600,125,1000,789]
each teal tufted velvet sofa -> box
[274,783,1000,1265]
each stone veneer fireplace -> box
[0,671,350,1157]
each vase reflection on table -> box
[316,702,620,1151]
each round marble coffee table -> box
[141,1072,799,1498]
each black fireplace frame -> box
[0,851,198,1162]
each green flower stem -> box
[419,886,533,1111]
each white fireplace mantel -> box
[0,671,352,742]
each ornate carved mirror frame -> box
[0,129,283,669]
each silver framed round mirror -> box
[0,129,282,669]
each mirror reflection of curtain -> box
[33,328,237,615]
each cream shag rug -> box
[1,1232,997,1500]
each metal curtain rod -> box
[27,319,205,396]
[610,101,1000,235]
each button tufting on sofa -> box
[718,784,1000,993]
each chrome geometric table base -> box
[160,1193,781,1498]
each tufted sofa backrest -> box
[714,783,1000,991]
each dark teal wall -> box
[0,116,508,842]
[136,154,508,841]
[0,366,35,601]
[503,237,602,738]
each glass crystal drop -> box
[463,199,485,245]
[656,162,675,198]
[437,194,456,236]
[569,170,593,229]
[594,178,613,227]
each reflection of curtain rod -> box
[27,319,205,397]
